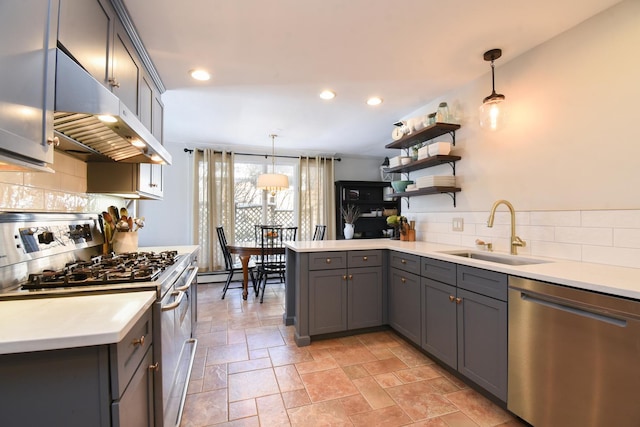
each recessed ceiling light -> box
[367,96,383,106]
[319,90,336,100]
[190,69,211,81]
[131,139,146,148]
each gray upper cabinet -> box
[111,19,140,114]
[57,0,112,86]
[58,0,163,140]
[0,0,57,171]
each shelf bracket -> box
[448,161,456,176]
[446,192,457,207]
[448,131,456,146]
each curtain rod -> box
[183,148,341,161]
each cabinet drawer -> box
[110,308,153,398]
[348,250,383,268]
[421,257,456,285]
[308,251,347,270]
[389,251,420,275]
[457,265,507,301]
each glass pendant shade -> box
[479,48,507,131]
[479,95,507,131]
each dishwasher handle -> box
[520,292,627,327]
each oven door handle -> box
[175,266,198,292]
[161,290,185,312]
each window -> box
[233,156,296,243]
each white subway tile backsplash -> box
[582,245,640,269]
[530,211,581,227]
[582,210,640,228]
[530,240,582,261]
[555,226,613,246]
[613,228,640,249]
[412,208,640,268]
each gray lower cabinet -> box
[421,258,508,402]
[0,308,155,427]
[389,267,421,345]
[308,250,383,336]
[456,287,507,402]
[422,277,457,368]
[0,0,57,170]
[388,251,421,345]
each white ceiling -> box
[124,0,621,158]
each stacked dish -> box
[416,175,456,188]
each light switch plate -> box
[452,217,464,232]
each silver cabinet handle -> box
[175,266,198,292]
[46,136,59,146]
[161,291,184,311]
[108,77,120,88]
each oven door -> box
[158,265,198,427]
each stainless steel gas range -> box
[0,212,198,427]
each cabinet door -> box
[152,93,164,143]
[111,19,139,114]
[348,266,383,330]
[309,270,347,335]
[111,346,155,427]
[139,74,153,129]
[0,0,56,167]
[457,288,507,402]
[421,278,457,369]
[139,163,163,198]
[388,268,421,345]
[58,0,112,85]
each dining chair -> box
[256,226,297,303]
[312,225,327,240]
[216,226,257,299]
[254,224,282,244]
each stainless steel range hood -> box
[54,49,171,165]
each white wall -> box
[335,156,384,181]
[398,0,640,268]
[401,0,639,213]
[138,144,193,247]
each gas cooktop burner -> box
[22,250,179,290]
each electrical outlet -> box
[452,217,464,232]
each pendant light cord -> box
[269,134,277,173]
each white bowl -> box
[400,156,412,165]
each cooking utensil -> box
[120,207,129,220]
[134,217,145,231]
[109,206,120,222]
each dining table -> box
[226,242,286,300]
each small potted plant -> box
[341,204,361,239]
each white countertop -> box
[286,239,640,300]
[0,291,156,355]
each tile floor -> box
[181,279,527,427]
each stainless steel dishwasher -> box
[508,276,640,427]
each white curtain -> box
[193,149,235,271]
[298,156,336,240]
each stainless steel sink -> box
[439,250,552,266]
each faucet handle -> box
[512,236,526,247]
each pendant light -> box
[257,134,289,195]
[479,48,507,131]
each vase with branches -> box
[341,204,361,239]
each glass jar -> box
[436,102,450,123]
